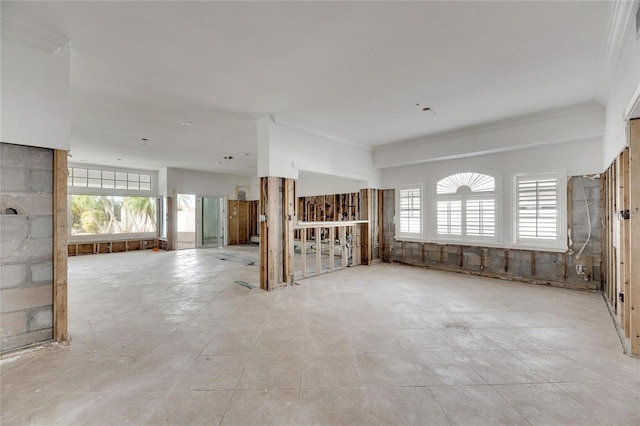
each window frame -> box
[67,163,159,242]
[396,184,423,240]
[434,171,500,245]
[513,171,566,251]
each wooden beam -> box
[340,226,347,268]
[53,150,68,343]
[620,149,631,336]
[301,228,307,277]
[629,119,640,355]
[315,226,322,274]
[283,178,295,284]
[360,189,370,265]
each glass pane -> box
[88,169,101,179]
[88,178,102,188]
[102,171,115,180]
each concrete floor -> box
[1,246,639,425]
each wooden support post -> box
[621,148,631,337]
[315,226,321,274]
[329,226,335,271]
[53,150,68,343]
[283,178,295,284]
[629,120,640,355]
[340,226,347,268]
[166,196,175,251]
[617,153,625,326]
[360,189,371,265]
[301,230,307,277]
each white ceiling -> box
[2,1,611,175]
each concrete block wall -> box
[382,177,602,291]
[1,143,54,353]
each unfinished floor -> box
[1,246,639,425]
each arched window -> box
[436,172,497,239]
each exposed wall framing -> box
[228,200,259,245]
[68,238,158,256]
[590,119,639,355]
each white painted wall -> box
[0,36,70,150]
[257,116,381,188]
[166,167,256,200]
[296,173,363,197]
[602,12,640,168]
[374,104,604,169]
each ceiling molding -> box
[374,102,604,154]
[595,0,638,103]
[1,19,69,53]
[384,137,598,169]
[273,118,371,151]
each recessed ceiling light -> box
[422,107,431,112]
[223,156,234,160]
[243,153,251,156]
[116,158,122,161]
[182,121,195,127]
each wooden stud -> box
[53,150,68,343]
[629,119,640,355]
[340,226,347,268]
[621,148,631,337]
[531,251,536,276]
[301,228,307,278]
[283,179,295,284]
[329,226,335,271]
[562,253,567,280]
[459,246,464,267]
[504,249,509,273]
[440,246,444,264]
[315,226,322,275]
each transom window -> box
[68,167,152,191]
[436,172,497,240]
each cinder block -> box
[0,193,52,215]
[0,311,28,337]
[0,143,27,167]
[443,246,459,254]
[30,261,53,284]
[428,251,441,261]
[30,170,53,193]
[25,146,53,171]
[1,238,52,264]
[0,215,29,238]
[0,263,28,289]
[27,305,53,332]
[0,284,52,313]
[466,253,481,266]
[29,216,53,239]
[0,168,30,192]
[1,328,53,352]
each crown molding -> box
[374,102,604,154]
[595,0,638,103]
[1,19,69,54]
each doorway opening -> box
[177,194,196,249]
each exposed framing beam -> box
[53,150,68,342]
